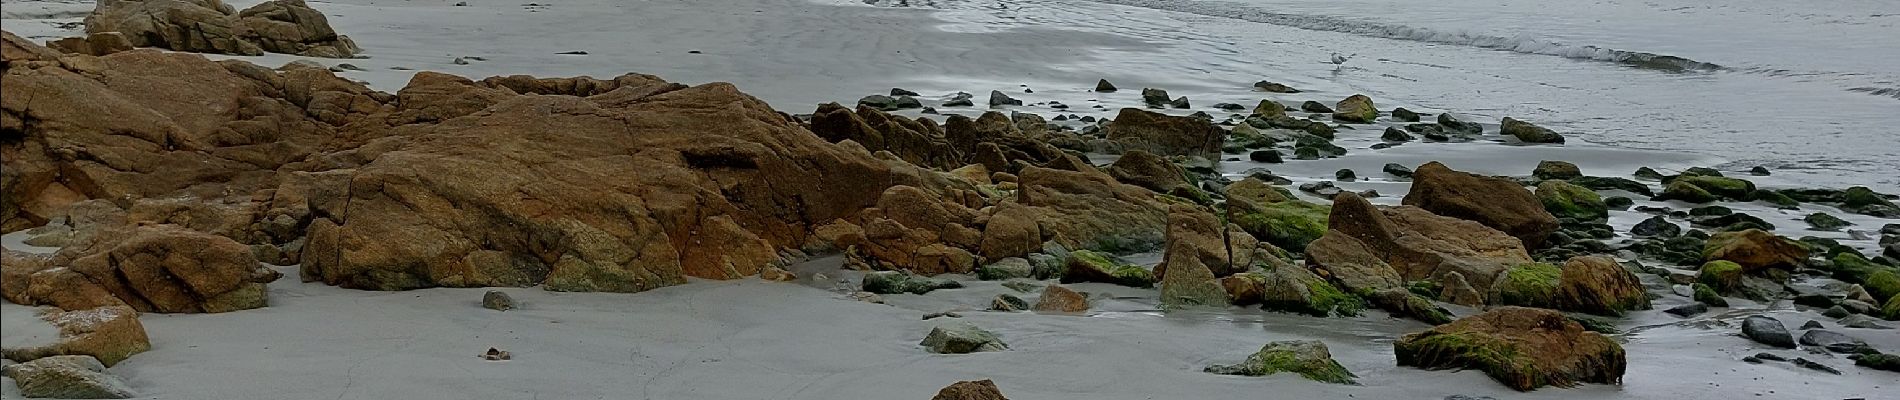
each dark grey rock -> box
[1742,315,1796,348]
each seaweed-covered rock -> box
[1206,340,1358,384]
[1696,260,1744,294]
[862,271,963,295]
[989,294,1029,311]
[1332,94,1377,123]
[1394,307,1625,391]
[1673,176,1756,201]
[1406,162,1560,248]
[1381,127,1415,142]
[1886,294,1899,320]
[1224,178,1329,252]
[1501,118,1565,143]
[0,355,136,399]
[977,258,1035,281]
[1222,267,1363,317]
[481,291,515,311]
[1841,186,1900,217]
[1488,256,1650,316]
[1061,250,1154,287]
[1702,229,1807,273]
[1804,213,1853,231]
[1854,353,1900,372]
[1536,180,1607,221]
[1692,283,1728,307]
[1832,253,1900,296]
[1568,176,1653,197]
[1656,181,1719,203]
[1253,100,1286,119]
[1300,101,1333,113]
[920,323,1008,354]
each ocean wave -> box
[1084,0,1724,72]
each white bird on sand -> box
[1330,53,1354,65]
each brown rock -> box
[1395,307,1625,391]
[46,32,135,56]
[0,306,152,367]
[1104,149,1195,197]
[55,225,275,313]
[1702,229,1807,273]
[808,103,960,169]
[1157,206,1233,307]
[1104,108,1224,158]
[1553,256,1651,316]
[1316,193,1530,296]
[931,379,1010,400]
[84,0,357,58]
[1014,166,1169,253]
[978,203,1041,260]
[1403,162,1559,248]
[1033,284,1089,312]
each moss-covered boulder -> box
[1884,294,1899,320]
[1842,186,1900,217]
[1532,161,1582,181]
[1865,269,1900,303]
[1674,176,1756,200]
[1696,260,1744,294]
[1692,283,1728,307]
[1061,250,1155,287]
[1656,180,1718,203]
[1536,180,1608,221]
[1225,178,1329,252]
[1488,256,1648,316]
[1702,229,1807,272]
[1394,307,1625,391]
[1206,340,1358,384]
[1254,99,1287,119]
[1222,267,1364,317]
[920,322,1008,354]
[1332,94,1377,123]
[1833,252,1900,295]
[1803,213,1853,231]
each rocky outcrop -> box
[807,103,959,169]
[1395,307,1625,391]
[1104,108,1223,159]
[1316,193,1532,296]
[84,0,358,58]
[1404,162,1559,248]
[46,32,135,56]
[4,225,276,313]
[1104,150,1199,201]
[1221,266,1362,317]
[1205,340,1357,384]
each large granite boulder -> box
[1701,229,1807,273]
[1489,256,1650,316]
[0,306,151,367]
[1395,307,1625,391]
[1404,162,1559,248]
[85,0,357,57]
[4,225,276,313]
[1156,206,1236,307]
[0,355,136,399]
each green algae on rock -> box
[1061,250,1155,288]
[1206,340,1358,384]
[1536,180,1608,221]
[1395,307,1625,391]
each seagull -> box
[1330,53,1354,66]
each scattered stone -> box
[0,355,135,399]
[1094,79,1117,92]
[1000,280,1041,293]
[1664,303,1708,317]
[759,265,797,282]
[923,311,962,320]
[1253,81,1300,93]
[1205,340,1357,384]
[1394,307,1625,391]
[930,379,1010,400]
[1392,107,1421,122]
[862,271,964,295]
[1141,88,1170,106]
[1382,127,1415,142]
[1749,166,1771,176]
[1501,118,1565,144]
[988,90,1022,107]
[1631,216,1682,237]
[944,92,975,107]
[848,291,886,304]
[891,88,921,96]
[1299,101,1332,113]
[1532,161,1583,180]
[1253,100,1286,118]
[1249,150,1283,163]
[1214,102,1246,111]
[1033,284,1090,312]
[481,291,515,311]
[977,258,1035,281]
[920,323,1008,354]
[1838,314,1892,329]
[1693,283,1728,307]
[1789,358,1840,374]
[1335,169,1357,182]
[1332,94,1377,123]
[989,294,1029,311]
[1437,113,1482,135]
[1536,180,1608,221]
[1381,163,1414,178]
[1804,213,1853,231]
[1797,330,1864,348]
[1168,96,1191,109]
[1702,229,1807,273]
[1852,353,1900,372]
[481,347,511,361]
[1741,315,1796,348]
